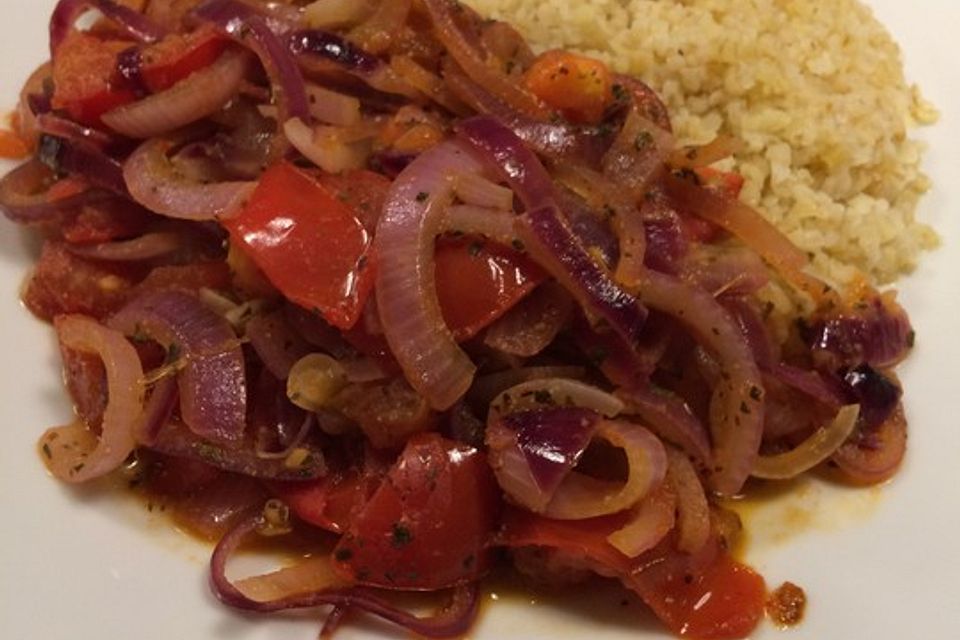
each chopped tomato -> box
[523,50,613,124]
[222,162,376,330]
[52,32,137,125]
[315,169,392,232]
[272,450,390,534]
[435,235,546,341]
[59,199,152,244]
[52,28,229,126]
[140,25,228,93]
[23,242,136,321]
[332,433,501,590]
[499,508,766,640]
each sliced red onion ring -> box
[617,386,713,469]
[149,419,325,479]
[831,401,906,485]
[640,271,764,496]
[770,363,845,408]
[194,0,311,154]
[375,140,486,410]
[455,117,648,344]
[606,482,676,557]
[109,289,247,445]
[135,375,178,445]
[67,231,183,262]
[102,49,250,139]
[442,205,516,246]
[423,0,547,119]
[467,366,587,409]
[601,109,672,202]
[0,159,94,223]
[38,315,144,483]
[210,510,480,637]
[753,405,859,480]
[39,135,129,197]
[488,378,625,423]
[123,138,256,220]
[36,113,116,151]
[245,310,312,380]
[50,0,166,55]
[544,419,667,520]
[487,407,600,513]
[663,447,710,553]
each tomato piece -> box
[60,199,152,244]
[0,129,29,159]
[630,554,766,640]
[332,433,501,590]
[694,167,745,200]
[140,25,228,93]
[499,508,766,640]
[273,464,386,534]
[23,242,136,321]
[315,169,392,232]
[435,235,546,342]
[52,32,137,125]
[523,50,613,124]
[136,261,232,294]
[222,162,376,330]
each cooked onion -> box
[38,315,144,483]
[489,377,624,422]
[607,482,676,557]
[752,405,859,480]
[102,49,250,139]
[123,138,256,220]
[663,446,710,553]
[374,140,486,410]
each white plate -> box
[1,2,958,638]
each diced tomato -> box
[222,162,376,330]
[59,344,107,430]
[629,554,766,640]
[499,508,766,640]
[272,453,390,534]
[52,28,229,126]
[434,235,546,342]
[140,25,228,93]
[59,199,152,244]
[23,242,136,321]
[136,261,232,294]
[315,169,392,232]
[332,433,501,590]
[523,50,613,124]
[52,32,137,125]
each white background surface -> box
[1,1,958,638]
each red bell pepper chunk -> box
[332,433,501,590]
[435,235,546,341]
[222,162,376,330]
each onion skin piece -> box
[109,289,247,446]
[210,509,481,637]
[102,49,250,139]
[39,315,144,483]
[123,138,256,220]
[752,405,859,480]
[374,140,485,410]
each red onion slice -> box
[0,159,94,223]
[39,135,129,197]
[123,138,256,220]
[50,0,166,55]
[664,447,710,553]
[67,231,184,262]
[831,401,907,484]
[38,315,144,483]
[752,405,859,480]
[483,283,572,357]
[375,140,486,410]
[210,510,480,637]
[640,271,764,496]
[109,289,247,445]
[607,482,676,557]
[488,378,625,422]
[245,310,312,380]
[102,49,250,139]
[617,386,713,469]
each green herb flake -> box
[415,191,430,203]
[334,548,354,562]
[42,443,52,459]
[511,238,526,252]
[391,523,413,548]
[611,83,627,102]
[634,131,654,151]
[906,330,916,348]
[749,386,762,401]
[468,241,484,257]
[533,390,553,404]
